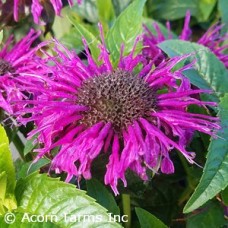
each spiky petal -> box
[0,29,41,114]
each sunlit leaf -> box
[0,126,16,211]
[15,173,122,227]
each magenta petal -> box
[161,157,174,174]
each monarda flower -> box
[143,10,228,67]
[0,29,41,114]
[16,25,219,195]
[12,0,82,24]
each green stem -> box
[122,193,131,228]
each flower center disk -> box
[0,59,14,76]
[77,70,157,132]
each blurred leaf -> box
[17,158,50,179]
[0,172,7,199]
[71,0,98,23]
[147,0,216,22]
[68,15,101,61]
[61,27,85,51]
[52,7,72,39]
[143,17,177,39]
[0,30,3,44]
[135,207,167,228]
[0,213,60,228]
[15,173,122,227]
[0,125,16,197]
[0,126,17,213]
[106,0,146,64]
[186,201,226,228]
[159,40,228,99]
[86,178,120,216]
[218,0,228,33]
[10,131,25,160]
[96,0,115,30]
[111,0,131,17]
[0,172,7,213]
[221,186,228,205]
[197,0,217,22]
[23,134,37,156]
[146,0,198,21]
[184,94,228,213]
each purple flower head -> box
[143,10,228,67]
[12,0,82,24]
[0,29,41,114]
[16,24,220,195]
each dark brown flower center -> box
[0,59,14,76]
[77,70,157,132]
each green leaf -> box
[106,0,146,64]
[0,172,7,202]
[71,0,98,23]
[0,125,16,196]
[17,158,50,180]
[111,0,131,17]
[23,135,37,156]
[197,0,217,22]
[221,186,228,206]
[52,7,72,39]
[15,173,122,227]
[146,0,198,21]
[158,40,228,99]
[61,27,85,51]
[96,0,115,29]
[135,207,167,228]
[86,179,120,216]
[218,0,228,33]
[183,94,228,213]
[186,201,226,228]
[147,0,215,22]
[0,172,7,214]
[68,15,101,61]
[0,213,60,228]
[0,30,3,44]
